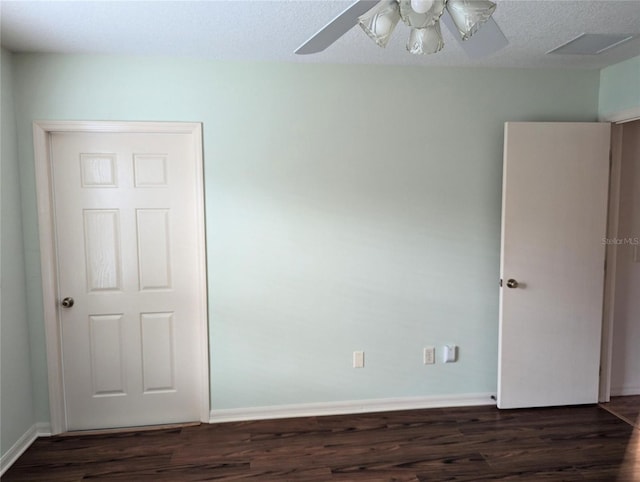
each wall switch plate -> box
[353,351,365,368]
[443,344,457,363]
[423,346,435,365]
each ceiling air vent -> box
[547,33,635,55]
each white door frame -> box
[598,106,640,402]
[33,121,210,434]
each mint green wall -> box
[1,49,35,456]
[11,54,600,418]
[599,55,640,119]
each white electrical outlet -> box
[423,346,435,365]
[443,344,457,363]
[353,351,365,368]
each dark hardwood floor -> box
[3,404,639,481]
[601,396,640,429]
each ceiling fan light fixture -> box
[407,22,445,54]
[296,0,507,58]
[358,0,402,48]
[399,0,446,28]
[446,0,496,41]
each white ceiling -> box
[1,0,640,69]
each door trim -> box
[33,121,210,434]
[599,124,623,403]
[599,106,640,124]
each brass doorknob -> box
[61,297,75,308]
[506,279,519,289]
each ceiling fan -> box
[295,0,508,58]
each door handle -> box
[61,297,75,308]
[506,279,519,289]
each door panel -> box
[498,122,610,409]
[51,131,205,430]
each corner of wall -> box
[1,47,37,462]
[598,55,640,121]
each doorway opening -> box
[600,119,640,407]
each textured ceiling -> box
[1,0,640,69]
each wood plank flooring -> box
[601,396,640,429]
[3,404,640,481]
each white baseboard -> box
[210,393,495,423]
[35,422,52,437]
[0,422,51,476]
[611,386,640,397]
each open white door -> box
[498,122,610,409]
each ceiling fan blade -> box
[295,0,378,55]
[441,12,508,59]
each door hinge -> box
[499,278,503,287]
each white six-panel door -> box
[45,128,206,430]
[498,122,610,409]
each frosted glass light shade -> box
[407,22,444,54]
[411,0,434,14]
[398,0,446,28]
[446,0,497,40]
[358,0,402,48]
